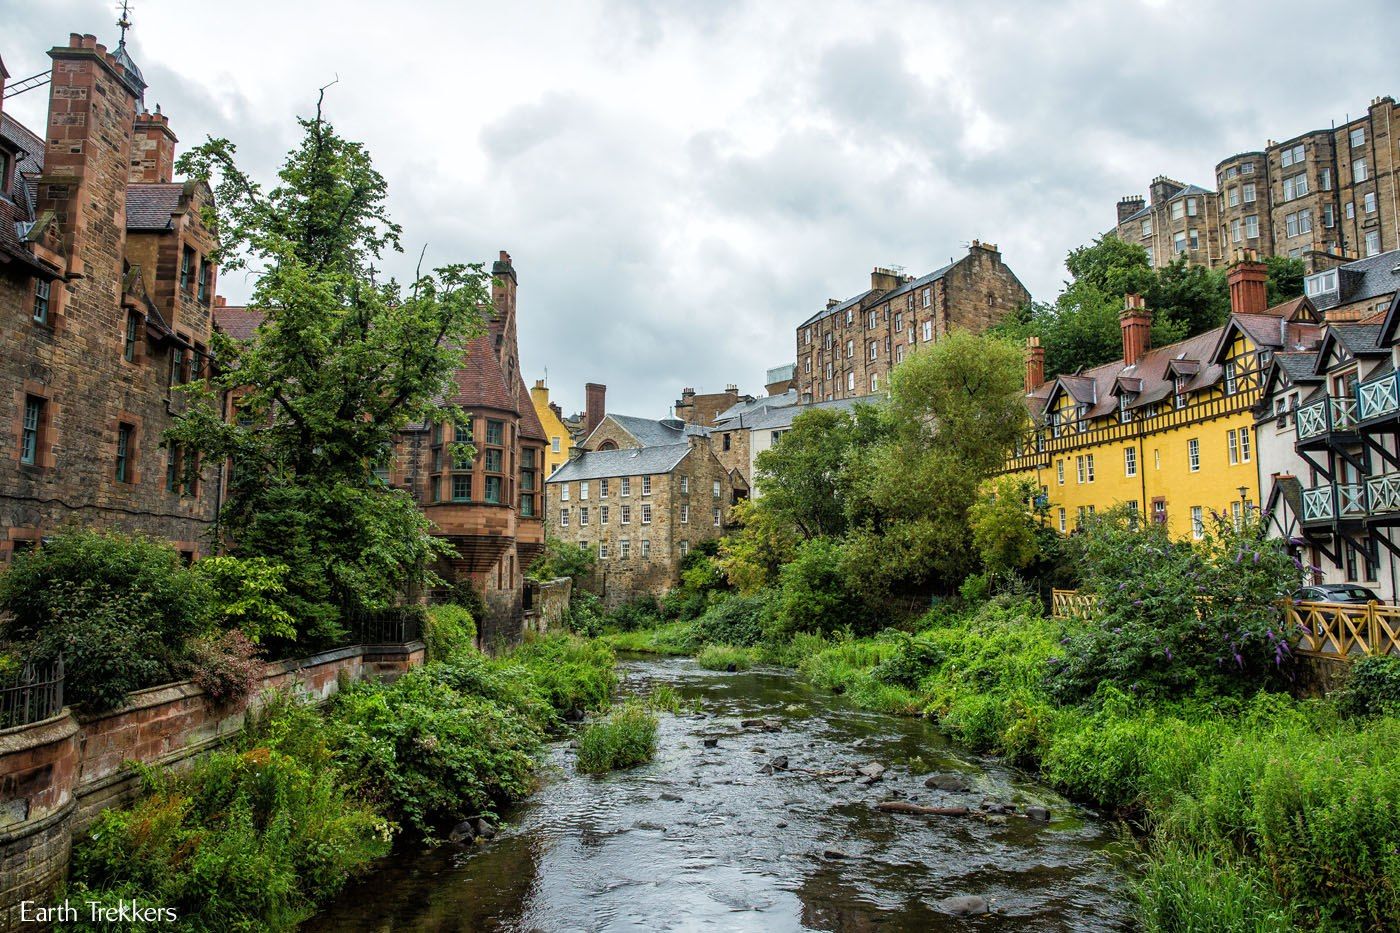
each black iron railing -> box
[0,655,64,729]
[345,608,424,645]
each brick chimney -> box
[38,35,141,274]
[1025,336,1045,392]
[1228,251,1269,316]
[130,106,177,183]
[584,382,606,435]
[1120,294,1152,367]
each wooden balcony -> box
[1299,482,1368,526]
[1295,395,1359,450]
[1356,370,1400,428]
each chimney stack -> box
[1117,195,1146,224]
[1025,336,1045,392]
[1228,250,1269,316]
[130,107,177,183]
[1120,294,1152,367]
[584,382,606,435]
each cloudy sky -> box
[3,0,1397,416]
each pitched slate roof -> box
[213,305,265,341]
[601,413,708,447]
[1311,248,1400,312]
[546,443,693,483]
[712,390,800,428]
[799,288,876,328]
[125,183,186,231]
[1,112,44,175]
[743,393,882,432]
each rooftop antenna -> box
[117,0,133,44]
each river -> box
[307,657,1136,931]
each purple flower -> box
[1164,647,1173,661]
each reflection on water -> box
[306,659,1135,931]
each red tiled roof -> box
[517,375,547,440]
[448,335,519,414]
[213,305,265,341]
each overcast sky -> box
[3,0,1397,416]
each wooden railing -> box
[1286,601,1400,659]
[1050,589,1400,661]
[1050,588,1099,621]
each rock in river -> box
[702,737,720,748]
[939,895,989,917]
[1024,805,1051,822]
[858,762,886,779]
[924,773,971,792]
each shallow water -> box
[306,658,1136,931]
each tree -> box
[716,499,800,594]
[753,406,868,538]
[847,331,1028,592]
[968,476,1044,574]
[169,94,489,634]
[527,539,596,584]
[1265,255,1306,307]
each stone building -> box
[1114,177,1223,269]
[1,33,222,562]
[674,384,747,426]
[545,436,733,605]
[794,241,1029,403]
[1115,95,1400,272]
[528,378,573,478]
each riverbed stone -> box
[938,895,989,917]
[1024,806,1051,822]
[822,847,851,859]
[449,820,477,844]
[702,737,719,748]
[660,792,684,802]
[769,755,789,770]
[924,774,971,792]
[858,762,886,779]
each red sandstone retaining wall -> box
[0,640,424,931]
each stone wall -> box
[524,577,572,635]
[0,640,424,931]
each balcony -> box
[1357,370,1400,426]
[1295,395,1359,448]
[1300,482,1368,525]
[1367,472,1400,522]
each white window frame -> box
[1125,446,1137,477]
[1188,438,1200,472]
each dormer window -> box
[1305,270,1337,297]
[1223,360,1237,396]
[1174,375,1189,409]
[1119,394,1132,423]
[1050,409,1063,439]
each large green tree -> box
[168,94,489,635]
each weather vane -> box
[117,0,133,44]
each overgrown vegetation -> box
[68,634,616,930]
[575,702,659,774]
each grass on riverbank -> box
[587,596,1400,930]
[65,633,617,931]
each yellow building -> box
[1008,261,1321,540]
[529,379,572,477]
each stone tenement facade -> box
[545,437,733,606]
[1114,95,1400,272]
[1,33,221,562]
[674,384,746,426]
[794,241,1030,403]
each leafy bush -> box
[527,538,595,583]
[329,667,544,836]
[769,537,867,639]
[191,556,297,646]
[182,630,265,705]
[1049,508,1300,703]
[576,703,658,773]
[507,636,616,716]
[690,591,772,647]
[871,632,943,688]
[566,590,606,637]
[0,529,211,711]
[606,595,663,631]
[70,748,390,931]
[423,604,476,661]
[1334,656,1400,719]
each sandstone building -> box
[1114,95,1400,272]
[794,241,1030,403]
[545,437,733,605]
[1,33,222,561]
